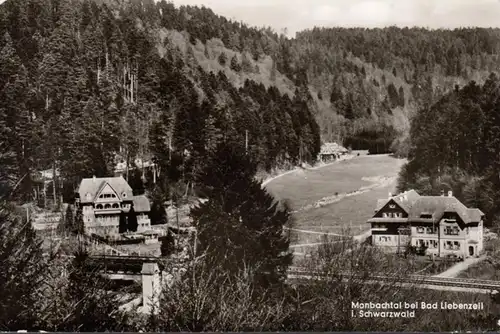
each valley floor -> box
[265,153,406,245]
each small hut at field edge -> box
[317,142,348,162]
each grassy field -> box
[266,154,406,243]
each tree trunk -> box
[184,181,190,198]
[52,162,57,209]
[126,150,129,182]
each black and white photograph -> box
[1,0,500,331]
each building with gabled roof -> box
[76,176,151,238]
[368,189,484,258]
[317,142,349,162]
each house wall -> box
[137,214,151,232]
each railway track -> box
[287,268,500,291]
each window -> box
[104,204,111,209]
[416,227,424,234]
[453,241,460,250]
[426,240,438,249]
[444,226,460,235]
[420,214,432,219]
[383,213,388,218]
[444,241,454,250]
[122,192,127,198]
[112,203,119,209]
[96,204,103,209]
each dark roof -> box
[372,189,484,224]
[78,176,133,203]
[408,196,484,224]
[133,195,151,212]
[408,196,467,221]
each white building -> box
[76,176,151,238]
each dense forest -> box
[397,73,500,227]
[2,0,500,202]
[0,0,323,202]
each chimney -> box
[93,175,96,183]
[440,189,444,197]
[388,192,392,198]
[448,191,453,197]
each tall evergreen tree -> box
[0,202,46,330]
[217,51,227,66]
[127,204,138,232]
[191,143,293,289]
[64,204,74,233]
[229,54,241,72]
[74,205,85,235]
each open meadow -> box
[265,154,406,244]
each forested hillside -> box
[2,0,500,202]
[0,0,322,201]
[397,73,500,227]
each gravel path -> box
[434,255,487,278]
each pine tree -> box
[74,205,85,235]
[160,231,175,256]
[150,187,168,225]
[218,51,227,66]
[127,204,138,232]
[119,211,127,233]
[191,143,293,289]
[229,55,241,72]
[270,57,277,82]
[398,86,405,107]
[241,52,253,73]
[64,204,74,233]
[40,248,133,331]
[0,202,46,329]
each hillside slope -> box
[1,0,500,200]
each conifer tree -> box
[218,51,227,66]
[160,231,175,256]
[0,202,46,330]
[191,143,293,289]
[127,204,138,232]
[39,247,134,331]
[74,205,85,235]
[64,204,74,233]
[119,211,127,233]
[270,57,277,81]
[150,187,168,225]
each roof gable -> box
[95,182,121,201]
[78,176,133,203]
[374,198,407,217]
[374,189,420,215]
